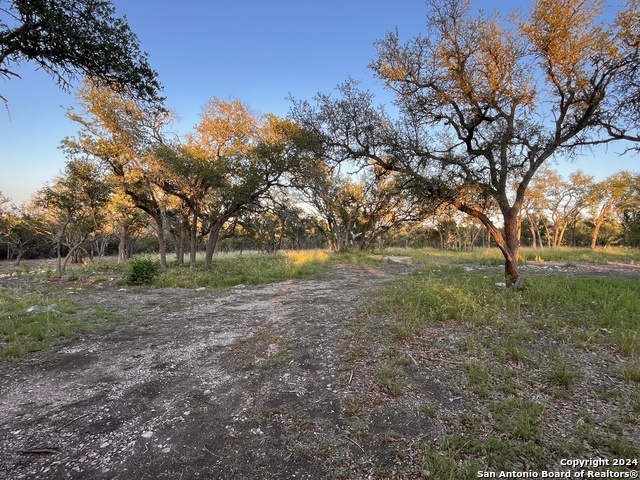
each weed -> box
[620,363,640,382]
[377,366,405,397]
[545,351,582,398]
[466,361,490,397]
[342,397,363,417]
[632,390,640,414]
[420,404,437,417]
[491,398,543,443]
[419,446,457,480]
[126,257,161,285]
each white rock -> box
[141,431,153,438]
[26,305,57,313]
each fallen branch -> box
[17,448,59,455]
[59,412,90,430]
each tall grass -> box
[154,250,333,289]
[375,263,639,355]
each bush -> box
[126,257,160,286]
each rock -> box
[25,305,58,313]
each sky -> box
[0,0,637,206]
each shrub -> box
[126,257,160,286]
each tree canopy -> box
[0,0,161,104]
[291,0,640,286]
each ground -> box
[0,261,431,479]
[0,258,638,479]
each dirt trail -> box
[0,262,424,479]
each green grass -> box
[0,287,120,358]
[348,247,640,476]
[2,246,639,475]
[153,250,355,289]
[381,246,640,266]
[0,249,380,359]
[374,261,639,355]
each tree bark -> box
[190,209,198,269]
[152,215,167,269]
[205,217,227,269]
[591,217,606,249]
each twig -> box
[59,412,90,430]
[192,397,217,407]
[17,448,59,455]
[407,353,419,367]
[348,369,354,386]
[346,436,365,453]
[203,445,217,457]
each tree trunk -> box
[118,225,128,264]
[55,222,69,278]
[480,210,522,288]
[502,211,522,288]
[527,214,537,248]
[190,209,198,269]
[205,217,227,269]
[153,215,167,269]
[14,250,25,266]
[591,217,606,249]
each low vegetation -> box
[0,250,377,358]
[356,247,640,476]
[1,247,639,476]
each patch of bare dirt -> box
[1,262,446,479]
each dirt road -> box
[1,262,423,479]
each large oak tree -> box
[292,0,640,286]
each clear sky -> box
[0,0,636,205]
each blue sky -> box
[0,0,636,205]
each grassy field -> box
[1,247,639,476]
[357,247,640,476]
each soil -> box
[1,261,433,479]
[1,258,638,479]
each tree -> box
[184,101,302,268]
[354,167,433,251]
[527,169,593,248]
[0,198,48,264]
[0,0,161,104]
[105,191,150,263]
[64,82,172,268]
[602,0,640,148]
[34,159,110,276]
[292,0,639,287]
[621,173,640,247]
[586,171,636,248]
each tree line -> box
[1,126,639,275]
[2,0,640,284]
